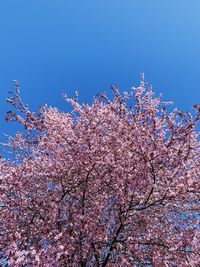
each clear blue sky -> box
[0,0,200,140]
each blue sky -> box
[0,0,200,141]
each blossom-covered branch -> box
[0,77,199,266]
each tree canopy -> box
[0,77,200,266]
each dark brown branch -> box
[91,242,100,267]
[102,223,124,267]
[144,163,156,205]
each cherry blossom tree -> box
[0,76,200,266]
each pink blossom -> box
[0,77,199,266]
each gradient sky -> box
[0,0,200,144]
